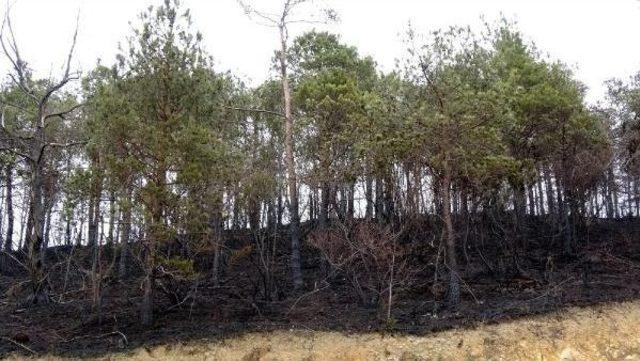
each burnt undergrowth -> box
[1,216,639,358]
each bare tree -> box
[237,0,337,290]
[0,9,84,303]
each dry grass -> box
[5,300,640,361]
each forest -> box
[1,0,640,357]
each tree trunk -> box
[612,172,620,218]
[563,187,575,256]
[337,187,346,220]
[635,180,640,217]
[118,190,132,279]
[141,175,164,326]
[346,182,354,221]
[88,170,102,248]
[277,186,283,227]
[75,204,85,247]
[279,23,303,290]
[605,171,615,218]
[4,165,13,251]
[267,198,276,232]
[108,190,116,245]
[626,178,632,217]
[232,191,241,230]
[308,190,315,223]
[141,232,155,326]
[513,182,526,221]
[24,203,33,251]
[556,184,565,221]
[384,177,395,223]
[211,194,224,286]
[91,213,103,324]
[365,173,373,220]
[65,213,71,246]
[42,205,52,261]
[527,183,536,216]
[452,186,459,215]
[543,166,555,217]
[27,152,47,303]
[432,179,442,216]
[319,182,329,230]
[441,157,460,307]
[406,167,415,217]
[248,196,260,234]
[0,177,4,249]
[375,177,384,224]
[536,168,545,215]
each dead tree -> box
[0,11,84,303]
[238,0,337,290]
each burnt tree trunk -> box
[544,166,555,217]
[319,182,330,230]
[118,190,132,279]
[441,156,460,307]
[211,197,224,286]
[365,173,373,220]
[107,190,116,245]
[26,126,47,303]
[536,168,545,215]
[4,165,13,251]
[346,182,355,221]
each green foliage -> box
[608,72,640,175]
[84,0,244,245]
[290,31,377,186]
[401,25,516,191]
[158,256,199,280]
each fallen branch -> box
[99,331,128,346]
[285,281,330,317]
[524,277,574,304]
[1,336,36,354]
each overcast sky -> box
[2,0,640,104]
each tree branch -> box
[0,12,38,104]
[45,102,84,121]
[223,106,284,118]
[39,12,80,116]
[45,140,87,149]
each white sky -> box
[2,0,640,104]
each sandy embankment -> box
[6,300,640,361]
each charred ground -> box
[1,216,639,358]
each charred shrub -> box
[308,221,418,319]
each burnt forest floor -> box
[1,217,640,359]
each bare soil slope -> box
[5,300,640,361]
